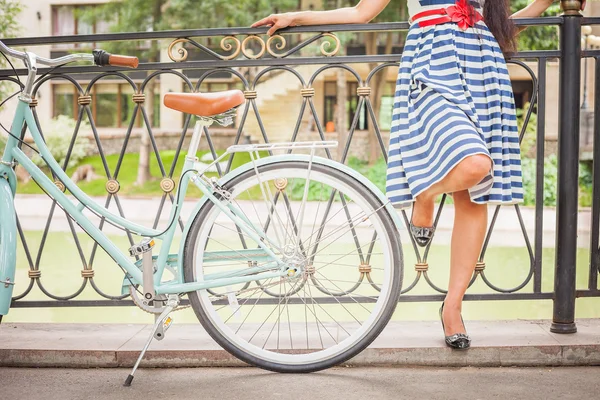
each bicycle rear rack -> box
[226,140,338,154]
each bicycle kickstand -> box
[123,294,178,387]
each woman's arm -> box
[511,0,554,19]
[511,0,555,34]
[251,0,391,36]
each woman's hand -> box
[251,1,391,36]
[512,0,555,19]
[252,13,298,36]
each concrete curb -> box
[2,345,600,368]
[2,320,600,368]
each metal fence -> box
[0,3,598,332]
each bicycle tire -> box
[183,160,403,372]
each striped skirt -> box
[386,21,524,208]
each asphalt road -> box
[1,366,599,400]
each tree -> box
[0,0,22,99]
[82,0,297,185]
[0,0,21,44]
[512,0,561,51]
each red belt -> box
[410,5,483,30]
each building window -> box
[53,84,76,121]
[52,83,160,129]
[52,5,109,46]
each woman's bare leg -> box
[442,189,488,335]
[411,154,492,227]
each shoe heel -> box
[439,302,471,350]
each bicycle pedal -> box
[129,238,155,257]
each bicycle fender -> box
[177,155,405,283]
[0,178,17,315]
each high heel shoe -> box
[439,302,471,350]
[409,221,435,247]
[409,202,435,247]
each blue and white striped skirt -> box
[386,21,524,208]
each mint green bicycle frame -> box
[0,99,290,315]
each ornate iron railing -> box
[0,6,598,331]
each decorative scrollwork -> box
[169,36,242,61]
[168,38,191,62]
[168,32,339,61]
[220,36,241,60]
[241,35,266,59]
[320,33,340,57]
[266,35,287,58]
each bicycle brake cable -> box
[0,60,68,154]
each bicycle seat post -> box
[187,119,210,161]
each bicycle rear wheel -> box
[183,160,403,372]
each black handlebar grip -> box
[93,49,111,67]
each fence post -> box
[551,0,583,334]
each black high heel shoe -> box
[409,204,435,247]
[409,221,435,247]
[439,302,471,350]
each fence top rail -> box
[0,17,563,47]
[0,51,563,78]
[582,17,600,25]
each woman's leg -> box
[411,154,491,227]
[442,189,488,335]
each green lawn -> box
[17,150,265,198]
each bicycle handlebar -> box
[0,40,139,69]
[0,40,26,61]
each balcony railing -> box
[0,4,598,332]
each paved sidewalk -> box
[2,366,600,400]
[1,319,599,368]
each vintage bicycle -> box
[0,41,404,384]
